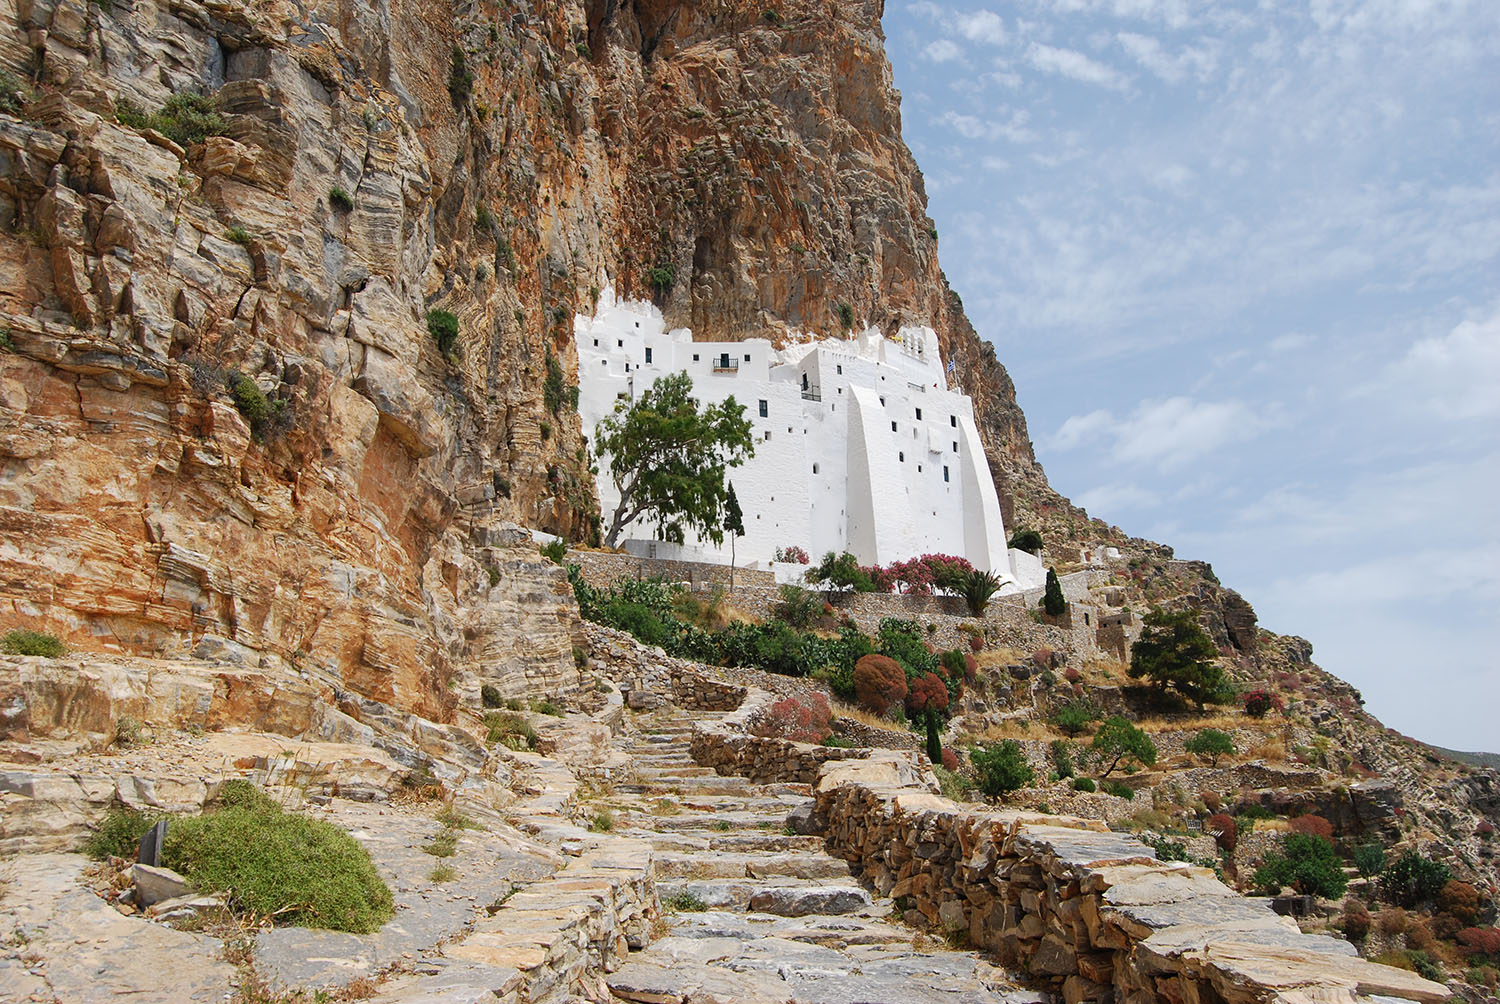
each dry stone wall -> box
[680,670,1450,1004]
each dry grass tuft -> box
[830,701,903,733]
[1138,712,1248,733]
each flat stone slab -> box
[0,853,235,1004]
[254,802,557,992]
[747,885,873,917]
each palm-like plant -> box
[959,569,1003,617]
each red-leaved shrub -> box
[969,634,984,653]
[962,653,979,683]
[906,672,950,716]
[1457,926,1500,957]
[1343,900,1371,941]
[1031,648,1054,671]
[853,654,907,717]
[941,747,959,771]
[748,694,832,744]
[1441,880,1482,926]
[1063,667,1081,684]
[1289,814,1334,839]
[1207,813,1238,853]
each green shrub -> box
[1252,832,1348,899]
[1049,738,1076,778]
[435,806,481,831]
[589,808,614,832]
[772,584,821,629]
[648,263,676,296]
[224,226,253,246]
[539,539,567,564]
[1101,779,1135,799]
[662,890,706,912]
[1353,842,1386,878]
[117,92,229,146]
[530,697,563,717]
[837,303,854,329]
[481,684,503,708]
[1128,608,1233,707]
[934,765,973,802]
[1072,776,1096,792]
[422,829,458,857]
[821,735,855,749]
[970,740,1034,799]
[1383,851,1450,908]
[427,309,459,353]
[163,796,393,932]
[543,351,569,414]
[448,46,474,107]
[1,629,65,657]
[83,806,164,860]
[0,70,33,115]
[475,205,495,232]
[224,370,282,440]
[328,186,354,212]
[1052,700,1100,737]
[483,712,537,750]
[1184,728,1236,766]
[1007,528,1043,553]
[1407,950,1442,982]
[429,864,456,883]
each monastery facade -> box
[575,289,1046,591]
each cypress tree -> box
[1043,567,1067,616]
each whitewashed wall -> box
[575,287,1045,590]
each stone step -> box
[658,879,873,917]
[653,852,852,881]
[618,811,786,832]
[635,765,723,778]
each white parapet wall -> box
[575,286,1046,591]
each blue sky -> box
[881,0,1500,751]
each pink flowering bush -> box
[748,694,833,744]
[774,545,811,565]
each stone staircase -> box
[601,709,1043,1004]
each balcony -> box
[801,388,822,402]
[712,357,739,373]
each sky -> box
[880,0,1500,751]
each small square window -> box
[917,464,923,473]
[953,442,959,453]
[744,353,751,361]
[645,347,652,363]
[693,353,700,362]
[758,400,768,418]
[891,421,898,432]
[898,451,904,462]
[836,364,843,374]
[950,415,957,427]
[812,463,820,475]
[764,431,772,441]
[593,338,599,347]
[915,407,922,420]
[787,427,793,434]
[625,362,630,371]
[617,339,623,347]
[634,321,640,328]
[943,466,950,482]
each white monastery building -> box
[576,287,1046,592]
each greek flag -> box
[946,359,955,373]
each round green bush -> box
[427,309,460,353]
[1072,776,1097,792]
[164,791,393,933]
[1,629,65,657]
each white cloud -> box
[937,109,1037,144]
[1377,305,1500,420]
[1074,481,1161,516]
[956,10,1007,45]
[1116,31,1216,84]
[922,39,965,63]
[1049,397,1272,470]
[1026,42,1131,90]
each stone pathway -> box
[601,710,1043,1004]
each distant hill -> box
[1429,745,1500,770]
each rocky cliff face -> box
[0,0,1037,718]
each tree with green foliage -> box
[1252,832,1348,899]
[594,371,754,548]
[1090,715,1157,777]
[1128,608,1233,707]
[970,740,1034,799]
[724,482,744,590]
[1383,851,1451,908]
[1353,842,1386,879]
[427,309,459,353]
[1008,528,1043,554]
[1042,568,1067,616]
[1184,728,1236,766]
[810,551,876,594]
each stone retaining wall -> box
[683,674,1449,1004]
[566,550,775,590]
